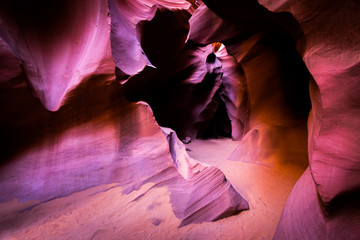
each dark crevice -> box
[198,86,232,139]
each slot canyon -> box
[0,0,359,239]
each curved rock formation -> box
[122,7,248,140]
[188,2,310,165]
[0,73,247,229]
[259,0,360,208]
[274,168,360,239]
[257,0,360,238]
[189,0,360,238]
[0,0,112,111]
[0,36,247,229]
[108,0,190,79]
[0,0,359,239]
[161,127,249,227]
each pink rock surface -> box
[255,0,360,237]
[0,0,359,238]
[259,0,360,206]
[193,0,359,238]
[274,168,360,239]
[215,45,248,140]
[186,1,360,238]
[122,7,247,140]
[0,0,112,111]
[161,127,249,227]
[0,74,158,202]
[188,3,311,165]
[0,65,247,228]
[108,0,190,77]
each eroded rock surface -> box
[0,0,359,239]
[108,0,191,78]
[260,0,360,209]
[189,1,360,238]
[0,64,247,229]
[257,0,360,238]
[188,2,310,167]
[0,0,113,111]
[161,127,249,226]
[122,7,247,140]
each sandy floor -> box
[0,138,307,240]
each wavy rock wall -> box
[108,0,191,78]
[259,0,360,207]
[121,7,247,140]
[0,0,359,238]
[189,0,360,238]
[0,52,247,229]
[0,0,248,231]
[188,2,311,165]
[257,0,360,238]
[0,0,112,111]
